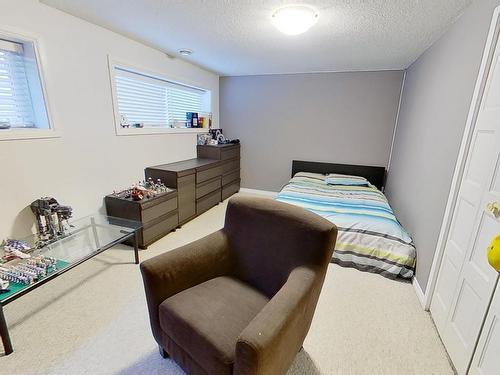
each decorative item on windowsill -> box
[112,178,170,201]
[186,112,199,128]
[199,112,212,129]
[120,114,130,128]
[119,114,144,129]
[30,197,73,248]
[198,113,211,129]
[190,112,212,129]
[172,120,186,128]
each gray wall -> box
[386,0,500,291]
[220,71,404,191]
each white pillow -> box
[325,173,369,186]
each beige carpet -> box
[1,193,453,375]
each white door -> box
[430,35,500,374]
[469,279,500,375]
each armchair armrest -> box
[140,229,233,343]
[234,266,323,375]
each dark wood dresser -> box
[145,158,218,224]
[145,143,240,226]
[197,144,241,201]
[104,189,178,249]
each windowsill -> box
[0,128,60,141]
[116,127,209,136]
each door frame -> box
[424,6,500,310]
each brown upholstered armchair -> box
[140,196,337,375]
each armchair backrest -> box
[224,196,337,298]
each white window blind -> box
[114,67,206,128]
[115,71,167,127]
[0,39,36,128]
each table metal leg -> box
[133,230,139,265]
[90,217,101,250]
[0,305,13,355]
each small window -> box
[111,64,211,132]
[0,36,51,137]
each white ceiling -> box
[41,0,472,76]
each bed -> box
[275,160,416,280]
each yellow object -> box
[487,235,500,272]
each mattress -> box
[276,172,416,279]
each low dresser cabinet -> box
[105,189,178,249]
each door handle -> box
[487,235,500,272]
[486,202,500,218]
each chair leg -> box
[159,346,169,359]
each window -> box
[0,35,51,139]
[111,65,211,133]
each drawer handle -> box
[487,202,500,218]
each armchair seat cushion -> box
[159,276,269,374]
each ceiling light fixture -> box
[271,5,319,36]
[178,49,193,56]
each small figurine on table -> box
[1,239,31,262]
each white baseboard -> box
[239,188,278,198]
[413,277,426,309]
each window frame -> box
[108,56,211,136]
[0,28,57,141]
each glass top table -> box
[0,214,142,355]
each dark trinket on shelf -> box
[131,186,145,201]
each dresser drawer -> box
[196,177,221,199]
[105,196,141,221]
[196,188,221,215]
[141,197,177,223]
[196,165,223,184]
[178,173,195,187]
[222,169,240,186]
[142,211,179,246]
[222,179,240,201]
[197,144,240,160]
[220,147,240,160]
[221,159,240,174]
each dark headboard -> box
[291,160,387,191]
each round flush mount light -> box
[178,49,193,56]
[271,5,319,36]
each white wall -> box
[385,0,500,291]
[220,71,404,191]
[0,0,219,239]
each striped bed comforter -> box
[276,172,416,279]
